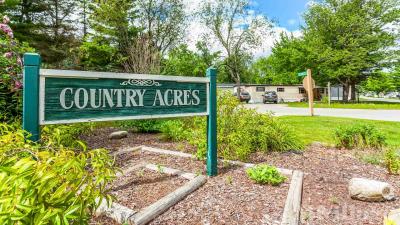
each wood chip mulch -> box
[83,128,400,225]
[111,168,187,210]
[249,144,400,225]
[116,151,290,225]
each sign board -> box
[302,75,315,92]
[297,71,307,77]
[39,70,209,124]
[23,53,218,176]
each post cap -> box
[206,67,217,77]
[23,53,41,66]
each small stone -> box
[109,131,128,139]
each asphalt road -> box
[246,104,400,122]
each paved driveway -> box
[246,104,400,122]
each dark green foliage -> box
[0,123,117,225]
[246,164,286,186]
[78,38,119,71]
[3,0,79,64]
[334,123,386,149]
[384,148,400,175]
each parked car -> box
[234,89,251,103]
[262,91,278,104]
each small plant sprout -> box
[226,175,233,185]
[329,196,339,205]
[246,164,286,186]
[137,169,145,177]
[156,164,164,173]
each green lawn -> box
[279,116,400,148]
[287,101,400,110]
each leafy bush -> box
[188,91,304,160]
[41,123,95,149]
[246,164,286,186]
[385,148,400,175]
[0,123,117,224]
[0,14,34,122]
[78,38,119,71]
[334,123,386,149]
[159,119,189,141]
[116,119,166,133]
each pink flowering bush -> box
[0,11,34,121]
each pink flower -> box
[3,52,12,58]
[2,15,10,24]
[14,80,22,89]
[0,23,13,38]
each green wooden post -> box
[206,67,217,176]
[23,53,41,141]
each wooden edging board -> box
[96,161,206,225]
[281,170,304,225]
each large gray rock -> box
[109,131,128,139]
[349,178,395,202]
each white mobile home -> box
[218,84,328,103]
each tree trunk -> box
[350,82,356,101]
[342,80,350,102]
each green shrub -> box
[78,38,119,71]
[334,123,386,149]
[246,164,286,186]
[41,123,95,149]
[159,119,189,141]
[0,123,117,224]
[384,148,400,175]
[116,119,167,133]
[187,91,304,160]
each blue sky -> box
[254,0,310,31]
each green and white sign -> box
[40,70,209,124]
[297,71,307,77]
[23,53,218,176]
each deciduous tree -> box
[200,0,271,96]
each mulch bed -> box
[112,168,187,210]
[83,128,400,225]
[250,144,400,225]
[89,215,119,225]
[115,151,290,225]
